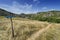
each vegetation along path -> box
[27,24,52,40]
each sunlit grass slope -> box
[0,16,60,40]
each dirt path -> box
[27,24,52,40]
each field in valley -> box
[0,16,60,40]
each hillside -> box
[0,8,60,23]
[22,11,60,23]
[37,11,60,17]
[0,17,60,40]
[0,8,18,17]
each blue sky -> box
[0,0,60,14]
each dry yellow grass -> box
[0,17,60,40]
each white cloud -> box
[33,0,40,4]
[42,7,47,10]
[0,1,36,14]
[50,8,56,10]
[41,7,56,12]
[41,7,48,12]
